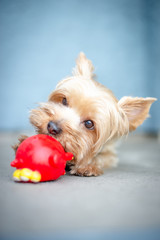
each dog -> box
[13,53,156,176]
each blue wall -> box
[0,0,159,132]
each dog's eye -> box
[84,120,94,130]
[62,97,68,106]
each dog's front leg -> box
[12,135,28,154]
[70,142,117,177]
[70,156,103,177]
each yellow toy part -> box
[13,169,21,182]
[20,168,32,181]
[31,171,41,182]
[12,168,41,183]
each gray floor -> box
[0,132,160,238]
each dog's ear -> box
[118,97,157,131]
[72,52,95,79]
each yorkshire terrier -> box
[13,53,156,176]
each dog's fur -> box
[13,53,156,176]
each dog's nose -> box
[47,121,62,135]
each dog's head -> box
[30,53,156,161]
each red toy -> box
[10,134,74,183]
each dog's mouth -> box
[46,122,75,156]
[47,132,67,152]
[46,132,75,170]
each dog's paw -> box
[12,135,28,153]
[70,165,103,177]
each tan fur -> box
[28,52,157,176]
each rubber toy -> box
[10,134,74,183]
